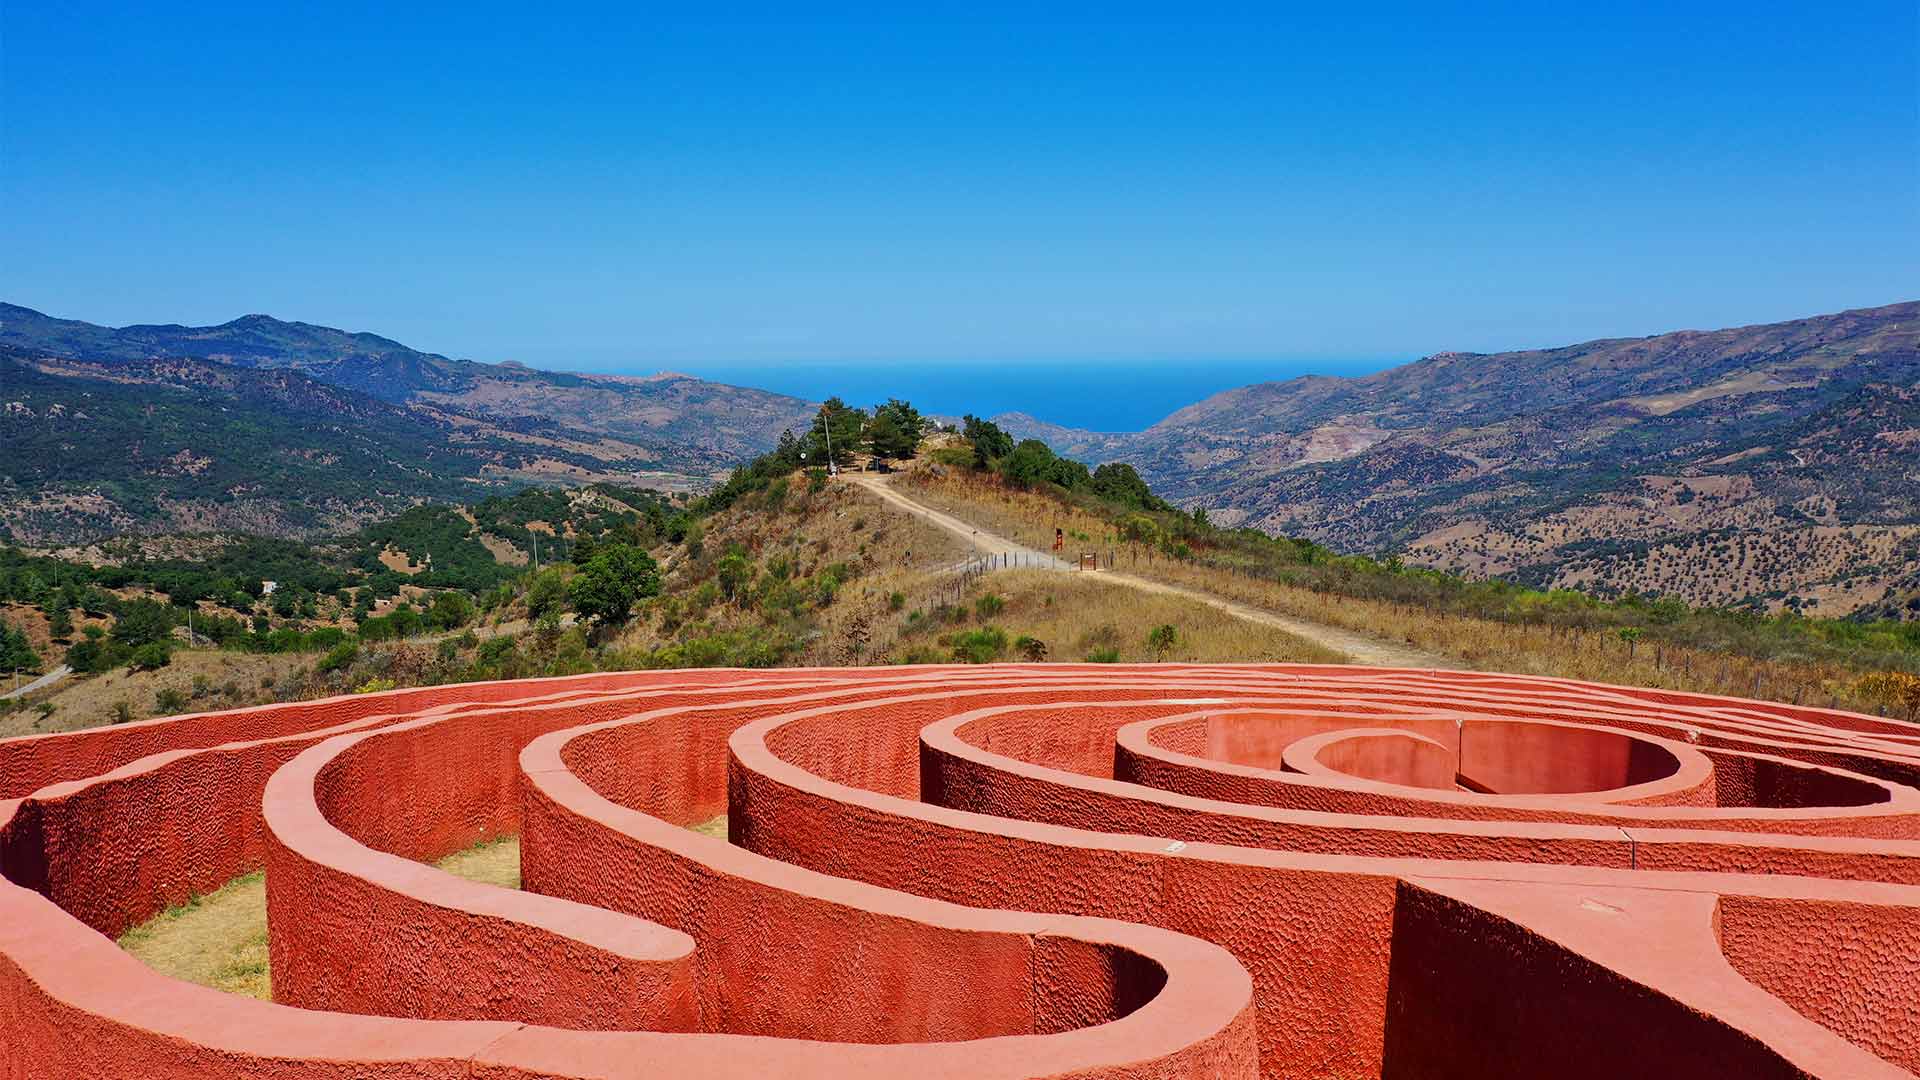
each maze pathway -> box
[2,664,1918,1078]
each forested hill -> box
[0,347,685,544]
[0,301,816,482]
[0,303,823,545]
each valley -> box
[4,298,1920,741]
[6,405,1917,746]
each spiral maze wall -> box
[4,664,1920,1078]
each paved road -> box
[2,665,71,701]
[849,474,1448,669]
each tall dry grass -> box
[899,469,1904,714]
[890,569,1342,665]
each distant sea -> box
[674,357,1396,432]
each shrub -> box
[523,568,570,621]
[974,593,1005,620]
[716,548,754,603]
[477,634,520,666]
[1079,623,1122,653]
[1084,647,1121,663]
[129,642,173,672]
[65,631,120,675]
[1016,635,1049,662]
[888,591,907,612]
[638,627,795,669]
[427,591,475,631]
[762,477,789,512]
[316,641,360,675]
[1857,671,1920,720]
[355,677,398,694]
[927,446,975,470]
[154,687,188,714]
[1147,624,1179,657]
[690,581,721,612]
[109,700,133,725]
[951,627,1009,664]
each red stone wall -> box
[2,664,1918,1079]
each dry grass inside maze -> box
[117,816,729,997]
[116,871,271,1000]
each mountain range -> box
[6,299,1918,616]
[0,303,815,545]
[997,301,1920,616]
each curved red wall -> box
[2,663,1919,1079]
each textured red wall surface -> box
[5,664,1920,1078]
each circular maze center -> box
[1288,719,1692,800]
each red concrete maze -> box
[3,663,1920,1078]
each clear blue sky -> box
[3,3,1916,376]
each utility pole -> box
[820,408,839,476]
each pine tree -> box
[0,620,41,674]
[45,596,73,640]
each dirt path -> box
[851,475,1072,570]
[2,664,70,701]
[849,475,1448,668]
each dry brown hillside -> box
[1001,301,1920,614]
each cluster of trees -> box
[703,398,929,512]
[803,397,926,467]
[65,599,177,673]
[0,540,380,647]
[355,591,477,642]
[355,505,524,592]
[958,416,1174,513]
[352,485,691,594]
[0,620,38,675]
[0,476,698,689]
[512,542,665,629]
[139,537,353,608]
[0,354,488,536]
